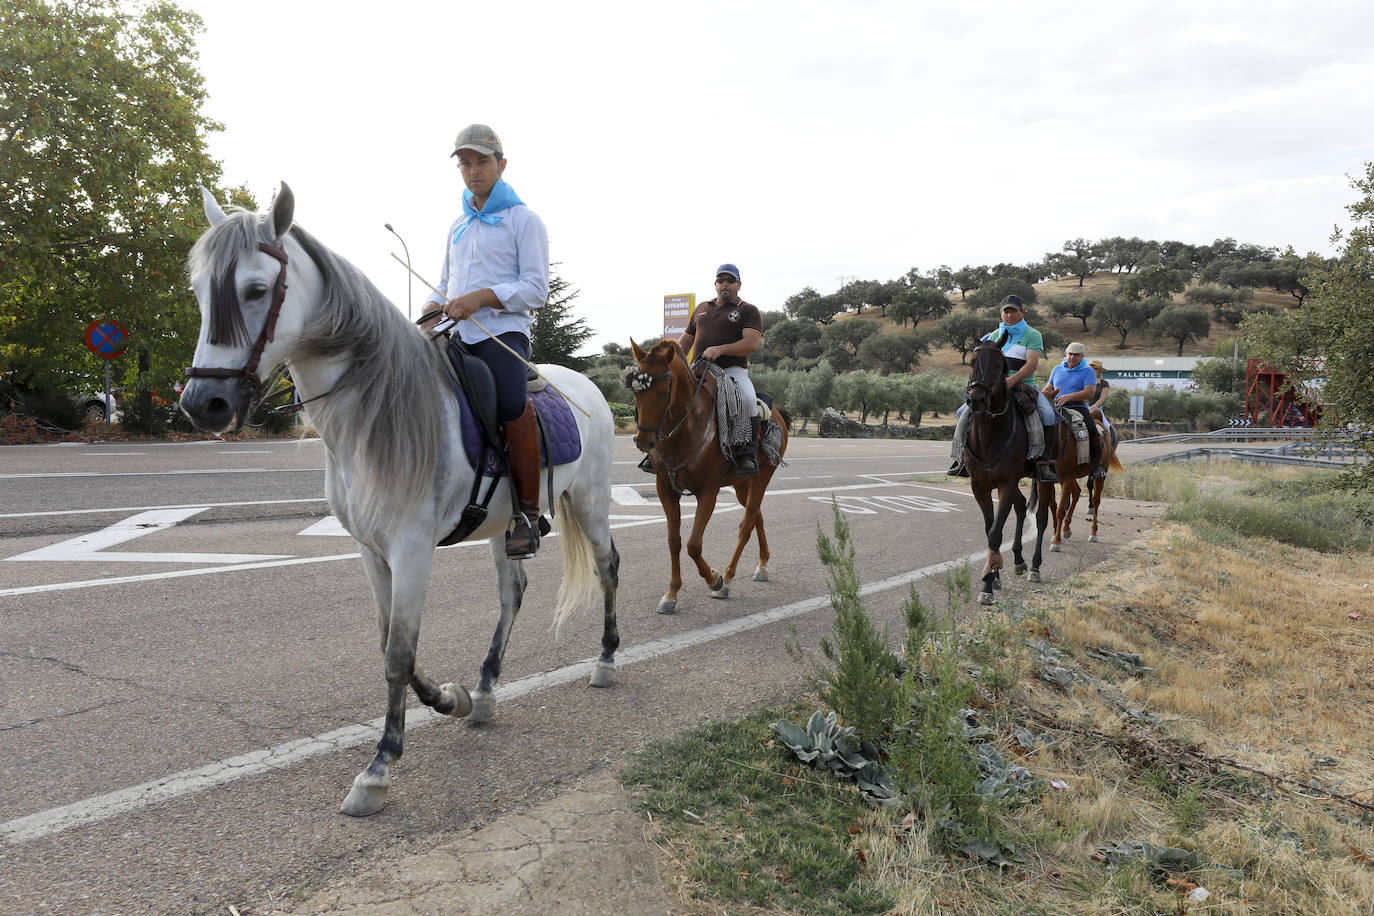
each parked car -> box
[78,391,122,423]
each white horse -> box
[179,184,620,817]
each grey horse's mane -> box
[190,209,448,536]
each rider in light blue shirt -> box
[1045,341,1107,479]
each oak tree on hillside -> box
[933,311,986,364]
[1149,304,1211,356]
[1095,297,1166,349]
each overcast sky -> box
[185,0,1374,353]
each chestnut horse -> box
[962,335,1052,604]
[1041,391,1125,548]
[625,338,790,615]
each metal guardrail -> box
[1131,447,1358,469]
[1124,427,1321,444]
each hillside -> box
[833,273,1296,374]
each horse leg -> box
[1063,479,1080,540]
[748,482,772,582]
[656,478,684,615]
[342,546,448,817]
[974,483,1010,605]
[1029,480,1051,582]
[468,539,528,724]
[686,488,728,599]
[723,480,763,585]
[1088,477,1102,542]
[1050,481,1068,552]
[1009,484,1028,576]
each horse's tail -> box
[551,491,600,636]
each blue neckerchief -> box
[997,319,1028,346]
[452,180,524,243]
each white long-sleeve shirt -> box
[425,204,549,345]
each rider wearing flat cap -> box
[424,123,550,559]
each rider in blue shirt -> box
[1044,341,1107,479]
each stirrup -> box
[504,513,540,559]
[1034,461,1059,483]
[1090,463,1107,480]
[637,454,654,473]
[734,450,759,477]
[946,459,969,478]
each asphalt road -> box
[0,433,1163,914]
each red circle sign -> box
[84,320,128,359]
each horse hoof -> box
[978,591,994,606]
[1050,544,1061,552]
[439,682,473,718]
[1029,570,1041,583]
[340,772,389,817]
[1089,535,1098,543]
[655,597,677,615]
[990,577,1002,591]
[710,585,730,600]
[1014,562,1027,576]
[752,567,769,582]
[468,690,497,724]
[589,661,617,688]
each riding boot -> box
[947,409,971,476]
[503,401,542,559]
[637,454,654,473]
[1088,431,1107,479]
[1030,422,1059,482]
[734,415,760,477]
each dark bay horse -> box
[625,338,790,615]
[962,335,1051,604]
[1040,389,1126,548]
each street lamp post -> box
[384,223,413,320]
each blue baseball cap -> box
[715,263,741,281]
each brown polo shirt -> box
[685,298,762,369]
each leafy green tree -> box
[888,283,953,328]
[1101,236,1153,273]
[1095,297,1165,348]
[530,270,592,369]
[933,311,986,364]
[782,285,821,318]
[857,331,928,374]
[951,265,991,300]
[1148,304,1210,356]
[821,318,880,370]
[897,370,964,426]
[1,0,226,400]
[966,276,1036,311]
[833,369,884,423]
[1191,338,1251,394]
[1045,238,1105,286]
[1048,296,1096,331]
[1248,162,1374,480]
[787,360,835,432]
[1119,264,1189,302]
[796,293,843,325]
[759,317,822,364]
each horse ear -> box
[270,182,295,240]
[201,186,227,226]
[630,338,646,361]
[994,329,1009,348]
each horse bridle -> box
[629,363,710,447]
[966,344,1012,419]
[184,241,290,401]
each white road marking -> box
[4,508,291,565]
[80,452,147,457]
[298,517,349,537]
[0,498,326,520]
[0,536,1027,845]
[219,450,271,454]
[0,468,305,479]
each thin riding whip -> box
[391,253,591,417]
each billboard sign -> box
[663,293,695,341]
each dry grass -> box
[857,510,1374,914]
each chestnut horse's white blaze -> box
[180,185,620,817]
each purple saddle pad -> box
[457,383,582,477]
